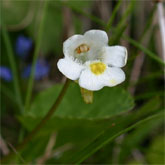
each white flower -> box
[57,30,127,91]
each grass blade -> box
[106,0,122,32]
[0,83,19,105]
[122,34,165,66]
[109,0,135,45]
[1,24,24,113]
[24,0,48,112]
[139,4,157,41]
[69,112,163,164]
[65,2,105,27]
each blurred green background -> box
[0,0,164,164]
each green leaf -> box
[28,82,134,119]
[18,82,134,135]
[146,136,165,164]
[67,112,163,164]
[62,96,162,164]
[21,135,50,162]
[1,0,30,26]
[131,97,162,121]
[127,160,143,165]
[119,112,163,163]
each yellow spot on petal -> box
[90,62,106,75]
[75,44,90,54]
[110,79,116,85]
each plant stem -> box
[24,0,48,112]
[106,0,122,32]
[122,34,165,66]
[72,112,163,164]
[0,83,19,105]
[108,0,135,45]
[65,2,105,27]
[1,79,70,163]
[1,24,24,113]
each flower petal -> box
[104,67,125,87]
[102,46,127,67]
[84,30,108,46]
[79,68,105,91]
[63,35,85,57]
[57,57,84,80]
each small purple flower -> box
[22,59,50,80]
[15,35,33,58]
[0,66,12,82]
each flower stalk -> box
[1,23,24,113]
[1,79,70,163]
[80,88,93,104]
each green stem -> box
[139,4,157,41]
[0,83,18,105]
[65,2,105,27]
[1,79,70,163]
[1,25,24,113]
[122,34,165,66]
[16,127,25,164]
[125,4,157,63]
[24,0,48,112]
[108,0,135,45]
[106,0,122,32]
[73,112,163,164]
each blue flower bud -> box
[15,35,33,58]
[22,59,50,80]
[0,66,12,82]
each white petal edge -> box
[57,57,84,80]
[63,35,85,57]
[102,46,128,67]
[84,30,109,46]
[103,67,126,87]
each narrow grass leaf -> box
[109,0,135,45]
[122,35,165,66]
[69,112,163,164]
[0,83,19,105]
[106,0,122,32]
[139,4,157,41]
[24,1,48,112]
[1,23,24,112]
[65,2,105,27]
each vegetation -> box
[0,0,164,164]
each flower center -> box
[75,44,90,54]
[90,62,106,75]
